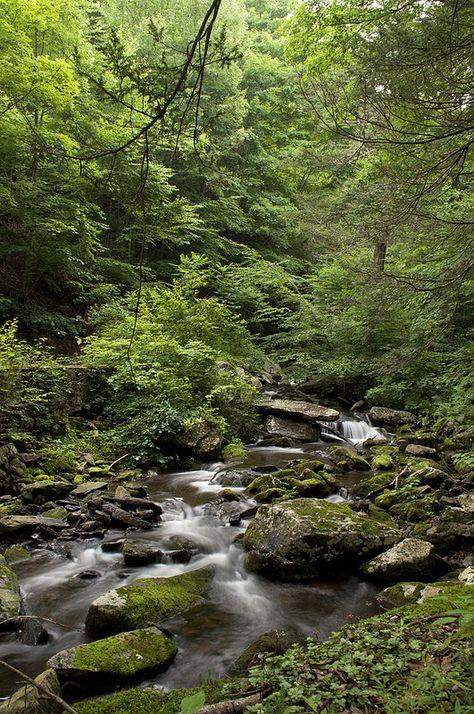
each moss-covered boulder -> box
[0,669,63,714]
[0,554,21,626]
[360,538,438,583]
[86,566,214,635]
[326,446,371,472]
[377,579,469,608]
[351,472,396,498]
[3,545,30,564]
[20,480,72,503]
[245,463,337,503]
[48,627,177,689]
[243,499,399,580]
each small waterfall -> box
[339,418,386,444]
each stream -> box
[0,419,386,699]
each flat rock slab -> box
[243,499,399,580]
[86,565,215,636]
[360,538,438,583]
[70,481,108,498]
[0,515,67,535]
[256,399,339,422]
[265,415,321,442]
[48,627,177,687]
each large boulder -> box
[256,399,339,422]
[243,499,399,580]
[360,538,438,583]
[86,565,214,635]
[0,669,63,714]
[369,407,416,427]
[48,627,177,688]
[245,462,337,503]
[264,416,321,442]
[0,554,21,625]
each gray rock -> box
[369,407,416,427]
[405,444,438,459]
[70,481,108,498]
[243,499,399,580]
[0,515,67,535]
[21,481,72,503]
[122,539,163,566]
[256,399,339,422]
[458,493,474,513]
[0,669,63,714]
[232,629,303,674]
[360,538,438,583]
[18,616,49,645]
[265,415,321,442]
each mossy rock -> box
[351,472,397,499]
[73,680,245,714]
[389,500,434,523]
[48,627,177,688]
[42,506,68,520]
[246,463,337,503]
[371,453,394,470]
[0,669,63,714]
[20,480,72,503]
[232,629,303,674]
[360,538,438,583]
[376,581,426,608]
[243,498,399,580]
[3,545,31,564]
[0,498,24,515]
[86,566,215,635]
[326,446,371,472]
[0,554,21,624]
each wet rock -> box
[369,406,416,427]
[18,616,49,645]
[360,538,439,583]
[326,445,371,472]
[202,500,257,525]
[232,629,303,674]
[70,481,108,498]
[101,502,152,529]
[219,488,241,501]
[3,545,31,564]
[0,554,21,626]
[405,444,438,459]
[351,472,396,499]
[48,627,177,689]
[86,566,215,636]
[0,668,63,714]
[101,538,125,553]
[122,539,163,566]
[0,515,67,536]
[243,499,399,580]
[76,569,102,580]
[376,581,426,608]
[256,399,339,422]
[264,416,321,442]
[163,536,200,564]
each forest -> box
[0,0,473,712]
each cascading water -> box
[0,434,381,699]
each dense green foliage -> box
[0,0,472,455]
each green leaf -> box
[180,690,206,714]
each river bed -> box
[0,428,384,698]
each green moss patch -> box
[48,627,177,682]
[86,566,214,635]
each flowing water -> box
[0,426,384,699]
